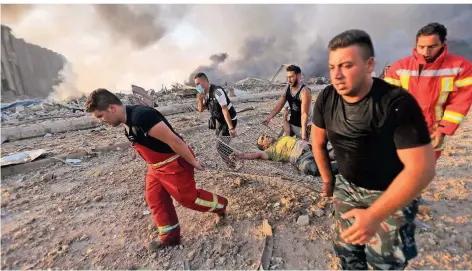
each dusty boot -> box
[148,239,180,251]
[215,213,227,226]
[215,198,229,226]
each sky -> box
[2,4,472,99]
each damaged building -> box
[1,25,66,102]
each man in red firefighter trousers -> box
[385,22,472,162]
[85,88,228,249]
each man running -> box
[263,65,312,140]
[312,29,436,269]
[85,88,228,249]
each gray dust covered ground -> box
[1,94,472,270]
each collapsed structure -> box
[1,25,66,102]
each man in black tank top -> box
[312,30,436,270]
[263,65,312,141]
[85,89,229,250]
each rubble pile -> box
[229,77,286,93]
[0,76,329,125]
[306,76,330,85]
[1,100,83,123]
[152,83,197,106]
[0,92,143,124]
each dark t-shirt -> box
[124,105,182,153]
[312,78,431,190]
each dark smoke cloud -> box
[4,4,472,92]
[302,36,329,78]
[1,4,34,24]
[186,4,472,85]
[93,4,167,49]
[185,53,229,85]
[448,38,472,61]
[209,53,228,63]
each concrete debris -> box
[296,215,309,226]
[309,205,325,217]
[1,149,47,166]
[307,76,330,85]
[206,259,215,269]
[41,173,55,182]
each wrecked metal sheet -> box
[1,149,47,167]
[132,85,155,107]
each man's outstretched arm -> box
[263,88,287,124]
[233,151,269,160]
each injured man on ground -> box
[231,111,338,177]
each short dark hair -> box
[286,65,301,75]
[84,88,122,112]
[328,29,375,60]
[416,22,447,43]
[194,72,209,82]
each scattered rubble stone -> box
[297,215,309,226]
[41,173,55,182]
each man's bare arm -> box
[300,88,312,140]
[197,93,205,112]
[233,151,269,160]
[367,144,436,221]
[221,105,234,130]
[264,88,287,123]
[311,125,334,196]
[282,109,291,136]
[148,122,201,168]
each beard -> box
[290,78,299,87]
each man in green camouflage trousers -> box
[333,175,419,270]
[311,30,436,270]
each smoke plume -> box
[3,4,472,100]
[1,4,34,24]
[186,4,472,85]
[93,4,167,50]
[186,53,228,85]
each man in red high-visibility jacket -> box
[385,22,472,161]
